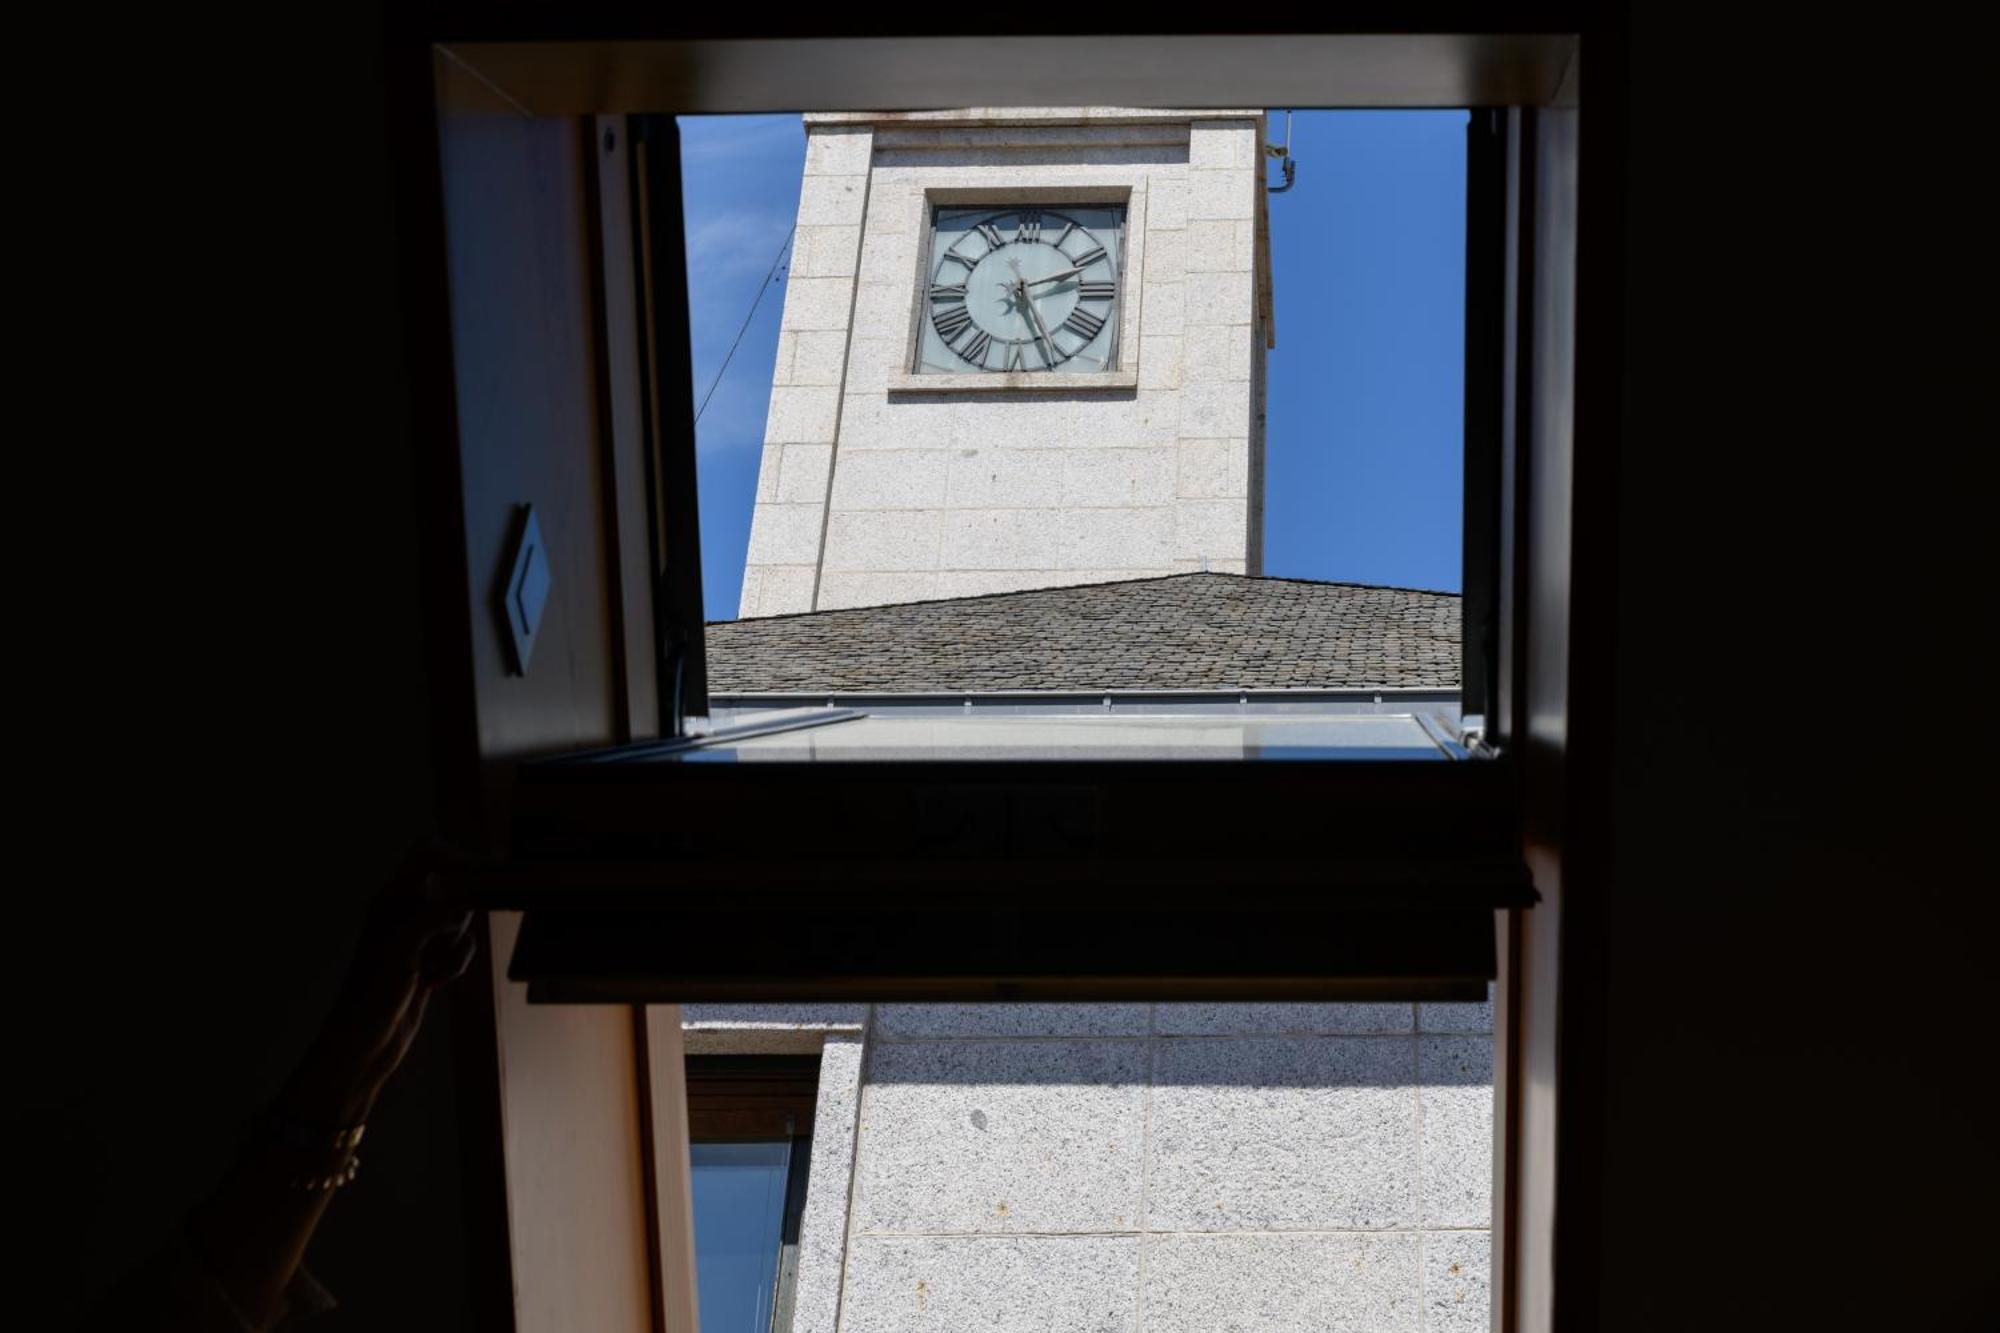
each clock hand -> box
[1019,280,1060,369]
[1025,266,1086,288]
[1006,258,1065,368]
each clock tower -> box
[739,108,1271,617]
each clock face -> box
[916,205,1125,374]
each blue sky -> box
[678,113,806,622]
[680,111,1466,618]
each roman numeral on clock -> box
[1006,344,1026,372]
[962,331,992,363]
[1078,281,1116,301]
[1066,245,1108,271]
[930,282,967,304]
[941,250,976,272]
[976,222,1007,250]
[933,304,973,342]
[1052,221,1077,250]
[1062,307,1106,340]
[1016,212,1042,244]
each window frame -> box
[498,101,1529,1002]
[397,21,1604,1333]
[684,1055,819,1333]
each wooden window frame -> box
[685,1054,821,1141]
[395,18,1609,1333]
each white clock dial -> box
[917,205,1124,374]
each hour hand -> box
[1021,291,1059,368]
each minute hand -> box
[1026,266,1087,287]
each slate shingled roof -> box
[705,573,1460,693]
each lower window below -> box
[687,1055,818,1333]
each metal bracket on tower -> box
[1266,110,1298,194]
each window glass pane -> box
[691,1141,793,1333]
[678,711,1452,762]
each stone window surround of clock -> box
[894,184,1148,392]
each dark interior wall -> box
[15,9,473,1328]
[15,8,1987,1330]
[1590,10,1990,1328]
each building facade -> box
[684,995,1492,1333]
[708,109,1490,1332]
[739,109,1273,618]
[692,574,1493,1332]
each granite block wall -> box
[684,997,1495,1332]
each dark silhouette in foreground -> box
[89,847,475,1331]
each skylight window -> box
[671,108,1476,741]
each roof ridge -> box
[708,570,1459,628]
[1204,571,1464,598]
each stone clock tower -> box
[739,108,1272,618]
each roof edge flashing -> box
[713,687,1461,704]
